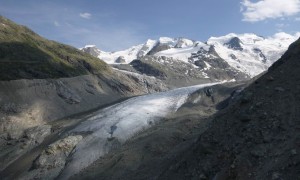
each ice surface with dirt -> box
[58,82,222,179]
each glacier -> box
[58,82,223,179]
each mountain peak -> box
[81,33,299,77]
[158,37,174,44]
[224,37,243,51]
[145,39,156,44]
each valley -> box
[0,5,300,179]
[0,80,244,179]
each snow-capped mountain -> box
[81,32,300,78]
[81,37,194,64]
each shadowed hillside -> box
[157,38,300,179]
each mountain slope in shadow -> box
[158,38,300,180]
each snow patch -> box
[84,45,96,48]
[204,61,212,70]
[112,68,156,79]
[155,46,201,63]
[159,37,176,44]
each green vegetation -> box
[0,16,109,80]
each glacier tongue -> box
[58,82,221,179]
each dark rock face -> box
[225,37,243,51]
[230,54,238,60]
[207,57,229,69]
[115,56,126,63]
[190,46,229,69]
[130,59,167,80]
[253,48,267,63]
[194,60,207,69]
[147,43,171,55]
[208,45,220,56]
[204,88,214,97]
[188,46,249,81]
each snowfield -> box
[81,32,300,78]
[206,33,300,77]
[58,82,223,179]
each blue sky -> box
[1,0,300,51]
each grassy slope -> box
[0,16,109,80]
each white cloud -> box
[241,0,300,22]
[295,17,300,21]
[54,21,60,27]
[79,12,92,19]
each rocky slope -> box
[157,37,300,180]
[76,37,300,179]
[0,64,167,173]
[123,55,245,88]
[0,17,168,173]
[0,16,167,133]
[0,81,245,180]
[82,33,300,81]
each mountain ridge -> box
[156,36,300,180]
[82,32,300,78]
[0,16,109,80]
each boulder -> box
[22,135,83,180]
[24,124,52,144]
